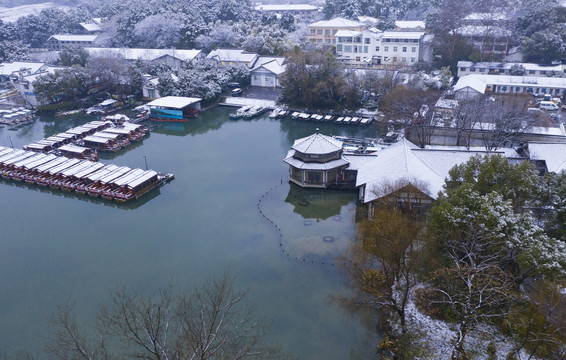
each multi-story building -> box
[46,35,98,51]
[454,74,566,99]
[254,4,318,18]
[307,17,365,45]
[455,12,513,60]
[335,28,433,66]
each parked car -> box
[540,101,559,111]
[231,88,243,96]
[228,82,240,88]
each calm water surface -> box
[0,107,384,359]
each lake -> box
[0,106,384,359]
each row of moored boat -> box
[269,109,374,126]
[0,107,36,126]
[0,146,172,202]
[24,120,149,159]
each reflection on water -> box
[285,182,356,220]
[0,106,380,360]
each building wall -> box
[47,39,94,51]
[251,70,279,87]
[307,25,365,45]
[458,64,566,78]
[335,31,429,66]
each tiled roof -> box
[292,132,343,155]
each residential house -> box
[206,49,259,68]
[46,35,98,51]
[85,48,204,68]
[453,75,488,99]
[335,28,433,66]
[457,61,566,78]
[251,57,286,87]
[12,66,67,108]
[307,17,365,45]
[142,75,160,100]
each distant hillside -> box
[0,2,69,22]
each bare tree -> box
[47,275,281,360]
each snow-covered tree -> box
[132,14,183,49]
[522,30,566,64]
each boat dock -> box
[0,146,173,203]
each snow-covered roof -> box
[395,20,426,30]
[453,75,487,94]
[342,153,378,170]
[358,16,379,24]
[335,30,363,37]
[284,150,349,170]
[206,49,258,63]
[458,74,566,89]
[20,66,66,83]
[356,139,519,203]
[455,25,512,37]
[85,48,203,62]
[252,58,286,75]
[458,61,562,73]
[528,142,566,173]
[80,19,102,32]
[49,35,98,42]
[382,31,425,39]
[310,17,364,28]
[0,62,45,76]
[292,132,343,155]
[255,4,318,11]
[146,96,202,109]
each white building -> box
[454,74,566,99]
[0,61,46,84]
[457,61,566,78]
[254,4,318,17]
[206,49,259,68]
[12,66,67,108]
[85,48,204,68]
[250,57,286,88]
[335,28,433,66]
[79,18,103,33]
[307,17,366,45]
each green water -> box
[0,107,384,359]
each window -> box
[333,30,338,35]
[402,47,407,52]
[353,46,358,53]
[333,39,336,44]
[411,58,415,63]
[364,46,368,53]
[394,39,400,42]
[529,70,535,74]
[354,37,362,43]
[479,68,485,72]
[317,39,322,43]
[460,67,466,71]
[470,68,475,72]
[384,46,388,52]
[325,29,330,35]
[317,29,322,35]
[376,46,380,52]
[364,38,370,44]
[344,45,352,52]
[393,57,397,61]
[516,87,520,92]
[402,57,406,62]
[306,171,322,184]
[356,57,360,62]
[325,39,330,43]
[310,29,315,35]
[337,45,343,51]
[412,47,416,52]
[393,46,398,52]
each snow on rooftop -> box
[395,20,426,29]
[254,4,318,11]
[310,17,364,28]
[292,132,343,155]
[335,30,363,37]
[206,49,258,63]
[528,142,566,173]
[50,35,98,42]
[382,31,425,39]
[0,62,45,76]
[453,75,487,94]
[457,74,566,88]
[458,61,562,72]
[85,48,202,62]
[146,96,202,109]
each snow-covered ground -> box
[404,295,535,359]
[0,2,67,23]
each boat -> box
[55,109,83,117]
[269,108,280,118]
[350,117,360,125]
[291,112,300,119]
[81,136,122,152]
[76,164,119,194]
[335,117,344,124]
[343,116,352,125]
[229,105,253,120]
[86,99,125,115]
[101,169,145,200]
[87,166,131,197]
[58,144,99,161]
[276,110,289,118]
[114,170,159,203]
[324,114,334,122]
[243,105,266,119]
[298,112,310,121]
[333,136,384,154]
[360,117,371,126]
